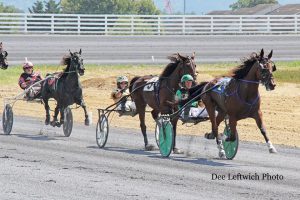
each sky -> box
[159,0,300,14]
[2,0,300,14]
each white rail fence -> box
[0,13,299,35]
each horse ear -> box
[191,52,195,60]
[69,49,73,56]
[4,51,8,57]
[0,42,2,48]
[79,48,82,55]
[260,49,264,58]
[177,53,187,61]
[268,50,273,59]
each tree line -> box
[0,0,279,14]
[19,0,159,15]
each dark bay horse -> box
[201,49,277,158]
[130,53,197,153]
[41,49,90,127]
[0,42,9,69]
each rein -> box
[238,79,259,84]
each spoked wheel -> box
[96,114,109,148]
[222,125,239,160]
[2,104,13,135]
[157,116,174,157]
[155,123,160,148]
[63,107,73,137]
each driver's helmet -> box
[181,74,194,84]
[23,61,34,70]
[117,76,128,83]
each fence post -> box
[104,15,107,35]
[77,15,80,35]
[157,16,160,35]
[239,16,242,33]
[295,15,298,34]
[182,16,185,35]
[267,16,270,33]
[51,15,54,34]
[24,14,27,33]
[131,16,134,35]
[210,16,213,34]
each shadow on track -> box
[87,145,232,167]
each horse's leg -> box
[151,110,159,121]
[172,116,183,154]
[216,111,226,127]
[203,95,226,158]
[254,109,277,153]
[59,106,64,127]
[75,98,89,126]
[138,104,154,151]
[43,98,50,125]
[203,96,217,140]
[50,104,60,127]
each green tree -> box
[45,0,61,13]
[0,2,22,13]
[60,0,160,14]
[60,0,83,14]
[230,0,278,10]
[29,0,44,13]
[133,0,160,15]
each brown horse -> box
[202,49,277,158]
[129,53,197,153]
[0,42,8,69]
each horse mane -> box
[227,52,259,79]
[60,54,72,78]
[61,54,71,66]
[160,54,184,77]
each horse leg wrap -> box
[267,141,277,153]
[217,140,226,158]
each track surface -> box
[2,35,300,65]
[1,116,299,200]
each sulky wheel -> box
[155,123,160,148]
[63,107,73,137]
[2,104,13,135]
[96,114,109,148]
[222,125,239,160]
[158,116,174,157]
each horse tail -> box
[129,76,141,93]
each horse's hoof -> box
[145,144,155,151]
[219,150,226,159]
[56,122,61,127]
[267,141,277,153]
[50,121,57,127]
[269,148,277,153]
[84,119,89,126]
[173,148,184,154]
[204,133,215,140]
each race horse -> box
[0,42,9,69]
[201,49,277,158]
[41,49,90,127]
[130,53,197,153]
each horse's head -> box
[0,42,8,70]
[177,52,197,81]
[69,49,85,76]
[256,49,276,91]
